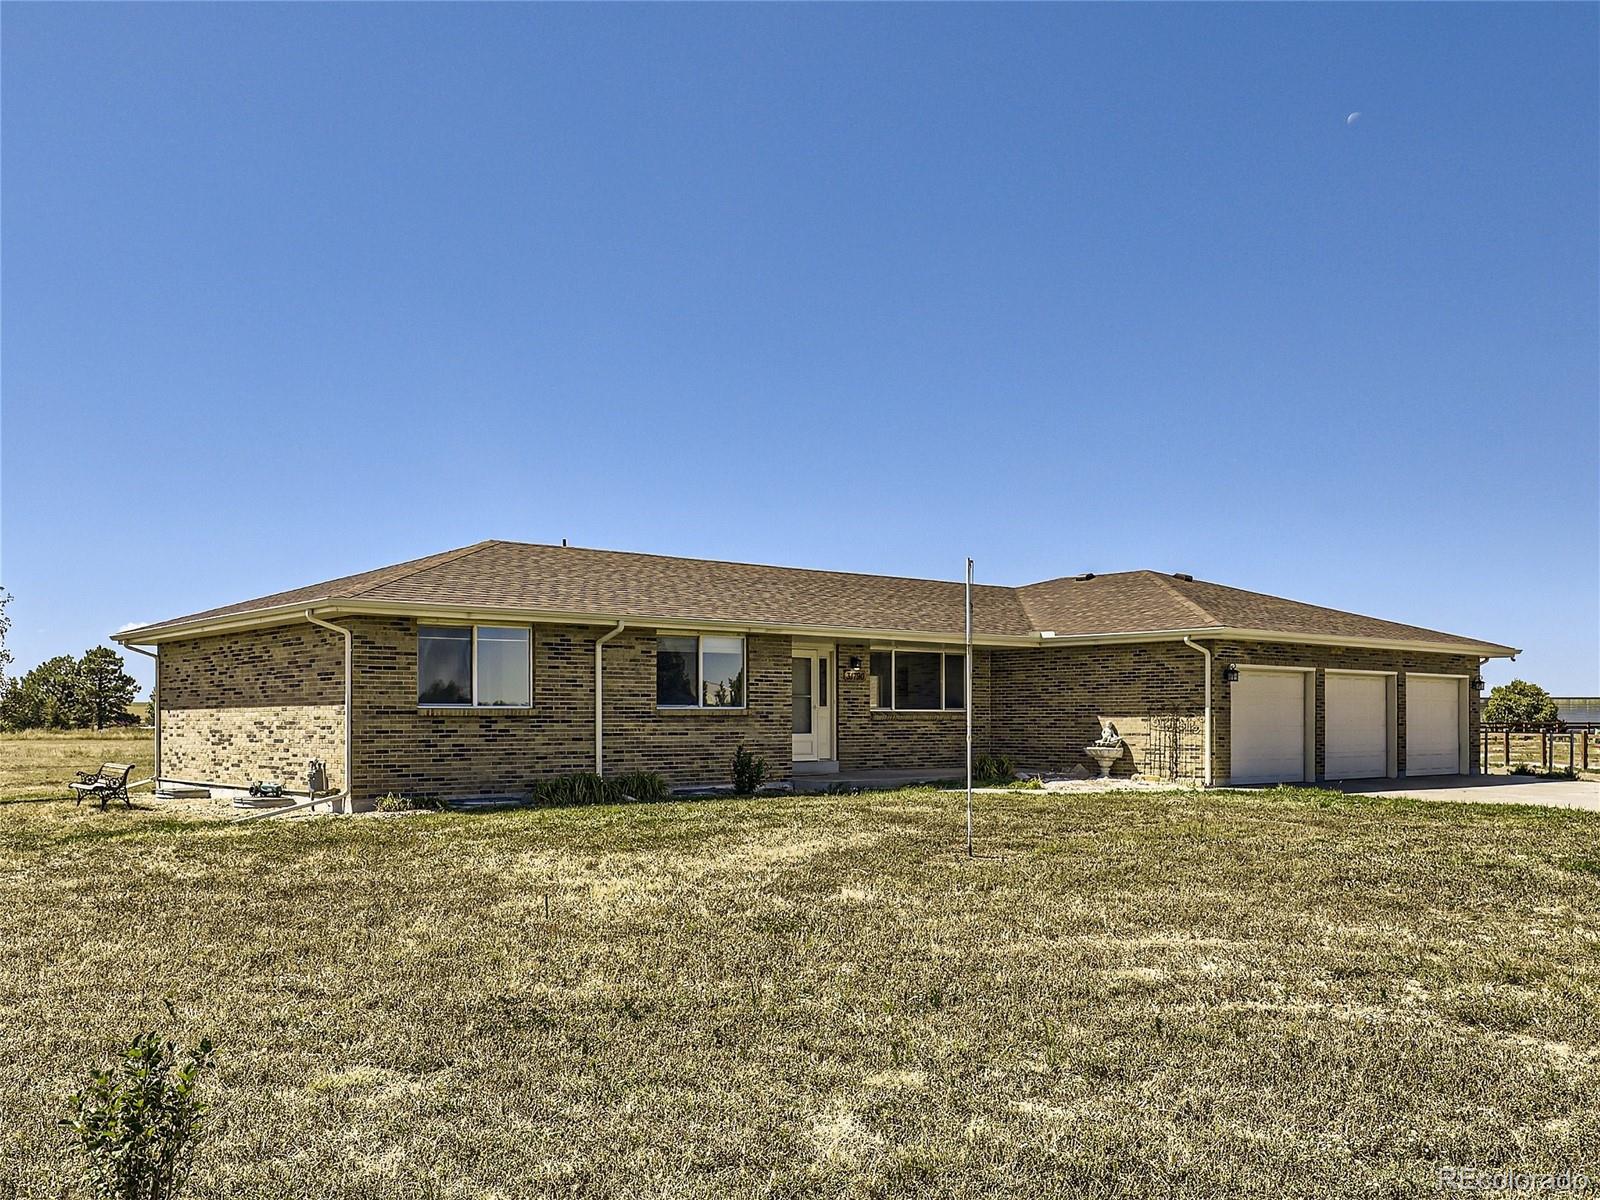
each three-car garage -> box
[1226,666,1469,785]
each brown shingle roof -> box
[121,541,1515,653]
[1018,570,1507,650]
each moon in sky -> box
[1346,112,1361,125]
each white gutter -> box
[123,644,160,785]
[304,611,354,812]
[1182,637,1213,787]
[594,621,627,775]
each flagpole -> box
[965,556,973,858]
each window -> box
[418,625,531,707]
[657,635,746,708]
[870,648,965,711]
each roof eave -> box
[110,599,1045,648]
[111,604,1517,659]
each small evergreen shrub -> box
[731,746,768,795]
[62,1027,215,1200]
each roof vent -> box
[1075,572,1096,582]
[1172,573,1193,581]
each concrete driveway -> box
[1335,774,1600,813]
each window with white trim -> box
[418,625,531,707]
[869,649,965,711]
[657,635,746,708]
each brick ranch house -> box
[113,541,1517,809]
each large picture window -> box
[657,634,746,708]
[869,648,965,711]
[418,625,531,707]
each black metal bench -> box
[69,762,135,809]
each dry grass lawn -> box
[1,785,1596,1198]
[0,728,153,802]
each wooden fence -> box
[1480,723,1598,773]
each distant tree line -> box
[0,649,143,733]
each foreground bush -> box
[62,1028,215,1200]
[529,771,671,807]
[731,746,768,795]
[974,752,1015,784]
[374,793,444,813]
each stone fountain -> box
[1085,721,1125,779]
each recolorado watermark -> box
[1440,1167,1591,1194]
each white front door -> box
[1407,675,1464,776]
[792,649,834,762]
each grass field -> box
[1,784,1596,1197]
[0,727,153,802]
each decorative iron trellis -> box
[1147,710,1204,781]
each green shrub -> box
[731,746,768,795]
[528,772,673,807]
[1482,679,1559,725]
[62,1027,215,1200]
[973,753,1015,784]
[608,771,671,802]
[530,773,611,807]
[374,793,442,813]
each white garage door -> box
[1230,669,1308,784]
[1325,673,1389,780]
[1408,675,1463,777]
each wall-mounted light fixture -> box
[842,655,865,681]
[1470,676,1485,691]
[1223,663,1240,683]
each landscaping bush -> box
[731,746,768,795]
[62,1027,215,1200]
[530,773,611,807]
[608,771,671,802]
[974,753,1015,784]
[374,794,443,813]
[528,772,672,807]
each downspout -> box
[1182,637,1213,787]
[594,621,627,776]
[305,611,354,812]
[125,644,159,790]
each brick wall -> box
[1208,640,1481,782]
[153,617,1486,801]
[157,626,345,791]
[834,642,992,773]
[347,619,790,802]
[990,642,1206,780]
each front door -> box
[792,649,834,762]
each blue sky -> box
[2,4,1596,694]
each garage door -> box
[1408,675,1462,776]
[1230,669,1308,784]
[1325,673,1389,780]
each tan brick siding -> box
[834,642,991,773]
[157,626,346,790]
[347,619,790,802]
[152,617,1487,802]
[990,642,1206,780]
[161,705,344,791]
